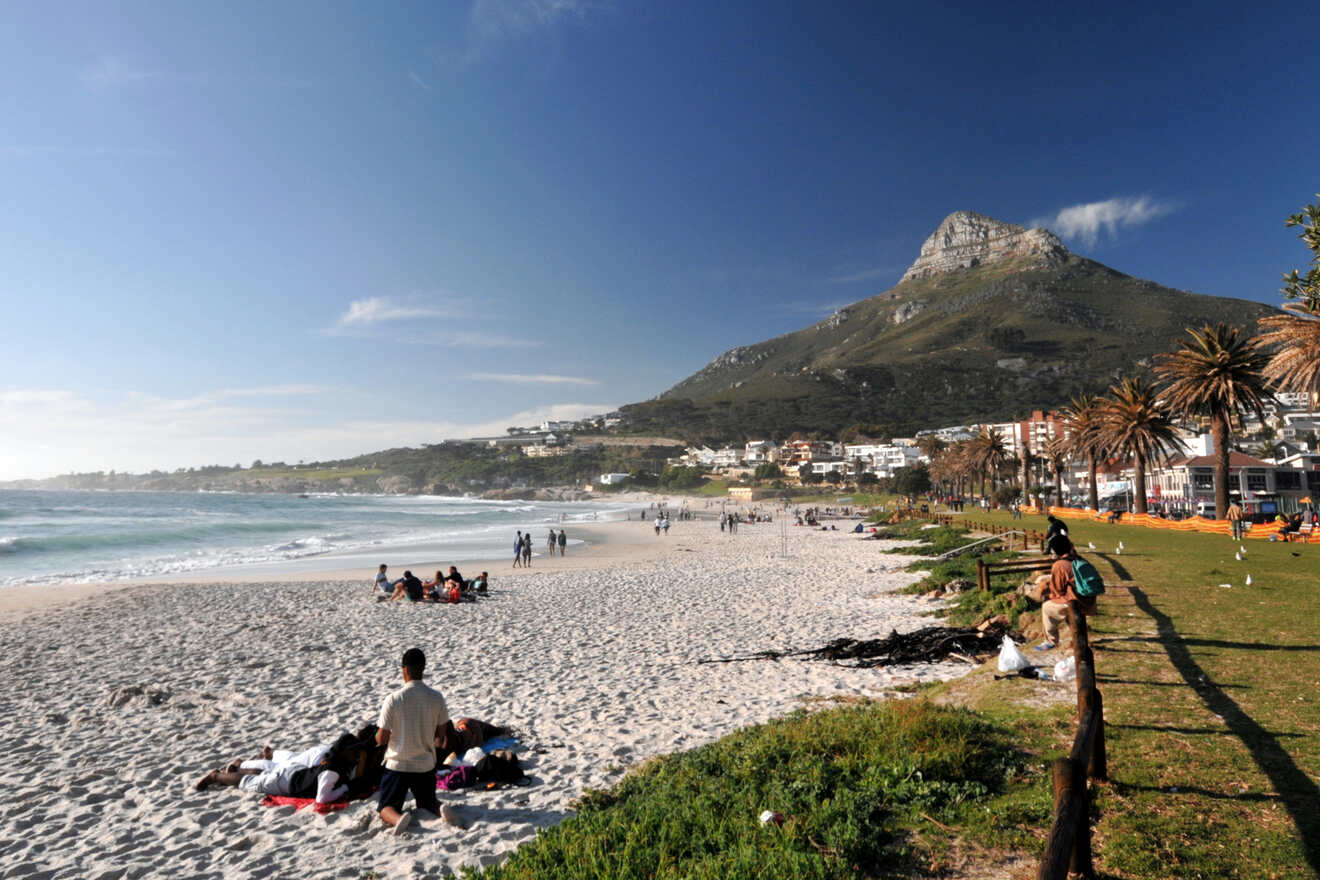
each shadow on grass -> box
[1099,678,1248,690]
[1131,586,1320,875]
[1110,781,1285,802]
[1112,723,1307,738]
[1092,552,1132,581]
[1111,635,1320,652]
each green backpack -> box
[1071,558,1106,598]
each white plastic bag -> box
[1053,655,1076,683]
[998,636,1032,673]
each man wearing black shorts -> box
[375,647,450,835]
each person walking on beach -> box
[557,529,566,555]
[513,531,523,569]
[521,532,532,567]
[374,647,450,835]
[547,529,557,557]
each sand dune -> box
[0,520,965,879]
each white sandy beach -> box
[0,518,966,879]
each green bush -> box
[469,700,1034,880]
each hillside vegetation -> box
[621,255,1275,441]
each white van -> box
[1195,501,1216,518]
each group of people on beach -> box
[196,647,515,836]
[511,528,567,567]
[374,564,488,604]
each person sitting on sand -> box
[195,725,380,803]
[373,564,402,599]
[421,571,446,603]
[470,571,488,594]
[387,571,424,603]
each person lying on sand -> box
[436,717,510,762]
[195,725,381,803]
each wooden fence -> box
[1037,602,1107,880]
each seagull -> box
[1115,545,1122,555]
[1088,541,1096,550]
[1118,540,1125,551]
[1234,551,1242,561]
[1245,573,1253,586]
[1239,545,1247,556]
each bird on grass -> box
[1239,545,1247,556]
[1245,573,1253,586]
[1115,545,1122,555]
[1234,551,1242,561]
[1088,541,1096,550]
[1118,540,1125,551]
[1291,551,1302,558]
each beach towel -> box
[260,795,350,814]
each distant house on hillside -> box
[598,473,631,485]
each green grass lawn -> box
[465,506,1320,879]
[942,506,1320,878]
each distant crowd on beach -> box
[374,564,488,604]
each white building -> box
[598,473,631,485]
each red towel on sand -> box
[261,795,349,813]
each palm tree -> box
[1098,376,1185,514]
[1155,324,1271,516]
[1061,394,1106,511]
[1043,435,1070,507]
[1259,302,1320,409]
[970,427,1008,499]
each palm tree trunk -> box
[1087,453,1099,511]
[1213,409,1231,516]
[1134,452,1148,514]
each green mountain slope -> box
[621,250,1276,441]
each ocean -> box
[0,489,629,587]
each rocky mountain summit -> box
[901,211,1068,282]
[619,211,1276,440]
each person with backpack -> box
[1035,534,1102,652]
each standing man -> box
[557,529,567,556]
[375,647,450,835]
[513,531,523,569]
[1226,498,1245,540]
[521,532,533,567]
[547,528,557,557]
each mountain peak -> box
[900,211,1069,282]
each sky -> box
[1,0,1316,479]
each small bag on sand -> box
[1054,656,1077,683]
[998,636,1032,673]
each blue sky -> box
[1,1,1316,478]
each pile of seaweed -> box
[700,623,1010,669]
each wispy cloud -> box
[408,70,432,91]
[397,331,543,349]
[1,145,176,159]
[827,265,903,284]
[467,372,599,386]
[334,296,462,329]
[1033,196,1175,247]
[79,57,163,90]
[774,301,852,318]
[0,390,617,480]
[125,385,334,413]
[462,0,610,61]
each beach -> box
[0,516,967,879]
